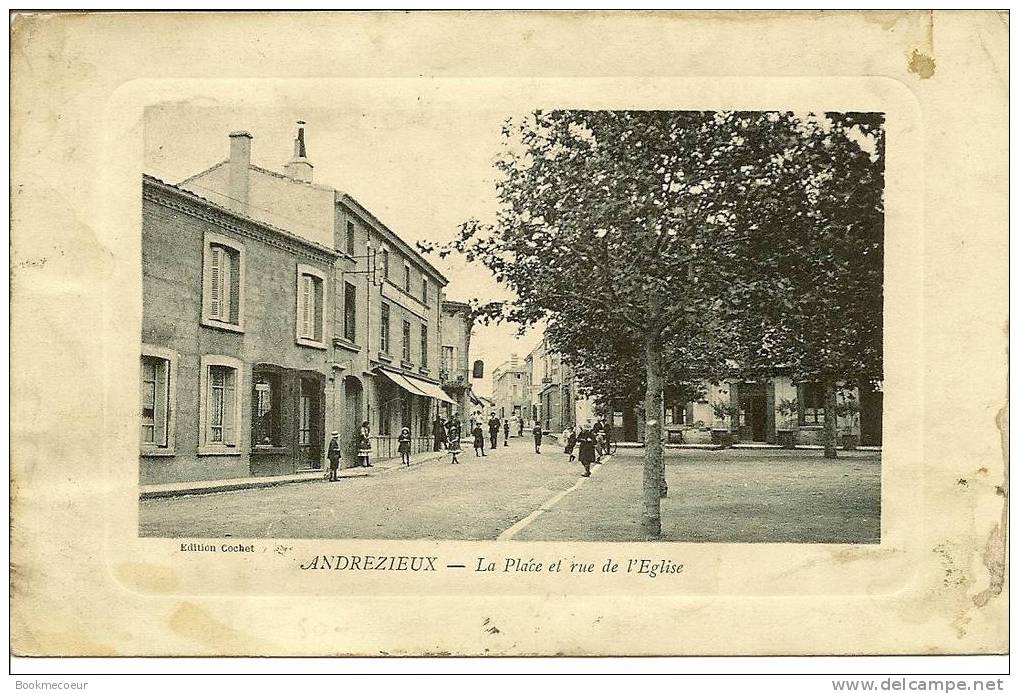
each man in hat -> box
[488,412,501,450]
[327,431,342,481]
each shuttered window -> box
[380,303,391,354]
[402,320,412,362]
[420,324,428,367]
[203,235,244,330]
[295,265,326,346]
[140,356,169,447]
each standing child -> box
[357,421,372,468]
[327,430,342,481]
[398,426,412,467]
[447,419,462,464]
[533,423,543,454]
[563,426,577,463]
[503,418,510,446]
[473,422,487,457]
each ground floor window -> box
[664,402,690,426]
[140,348,175,451]
[199,355,243,454]
[798,382,826,425]
[252,370,281,447]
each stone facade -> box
[438,299,474,419]
[151,125,459,473]
[490,355,529,426]
[140,175,338,484]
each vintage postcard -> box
[10,10,1008,657]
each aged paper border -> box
[10,11,1007,656]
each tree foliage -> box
[422,109,885,533]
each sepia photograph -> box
[138,105,884,544]
[10,9,1006,668]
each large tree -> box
[431,110,800,539]
[728,112,885,458]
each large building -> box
[523,334,882,448]
[143,124,462,479]
[140,175,339,484]
[603,376,882,447]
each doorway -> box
[343,376,364,463]
[296,375,324,469]
[738,382,769,442]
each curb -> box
[140,451,448,499]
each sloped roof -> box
[143,174,338,259]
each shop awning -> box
[376,368,456,405]
[405,375,458,405]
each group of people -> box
[325,421,376,481]
[322,414,613,481]
[560,417,610,477]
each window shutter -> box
[299,275,311,337]
[223,369,236,445]
[209,247,222,318]
[154,360,168,446]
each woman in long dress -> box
[447,418,462,464]
[357,421,372,468]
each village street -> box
[139,443,881,543]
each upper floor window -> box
[404,264,411,293]
[420,324,429,368]
[442,345,455,372]
[296,264,327,348]
[140,345,177,454]
[422,277,429,304]
[402,320,412,363]
[345,220,356,256]
[382,248,390,280]
[202,233,244,332]
[343,281,357,343]
[380,303,391,354]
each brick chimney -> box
[284,120,314,183]
[227,131,252,210]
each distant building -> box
[438,299,474,419]
[490,354,529,424]
[140,175,338,484]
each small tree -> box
[777,398,799,429]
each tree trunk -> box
[641,335,665,539]
[823,377,838,459]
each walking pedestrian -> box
[488,412,500,450]
[503,418,510,446]
[532,423,543,454]
[473,422,487,457]
[398,426,412,467]
[518,417,525,437]
[592,416,606,460]
[576,423,597,477]
[562,425,577,463]
[327,430,342,481]
[433,414,446,451]
[447,418,462,464]
[357,421,372,468]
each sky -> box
[143,100,543,396]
